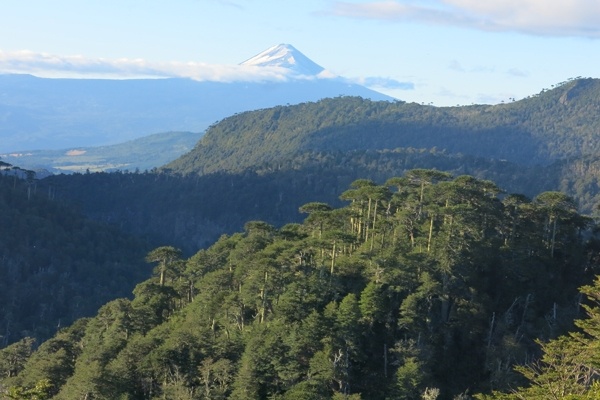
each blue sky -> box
[1,0,599,106]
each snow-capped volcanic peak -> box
[240,44,325,76]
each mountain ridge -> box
[166,78,600,177]
[162,78,600,214]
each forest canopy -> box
[2,170,599,399]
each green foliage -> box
[478,276,600,398]
[4,378,53,400]
[145,246,183,286]
[0,338,35,380]
[165,86,600,175]
[11,81,600,356]
[4,171,599,399]
[3,319,88,396]
[11,79,600,399]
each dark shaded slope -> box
[0,171,151,347]
[43,149,561,255]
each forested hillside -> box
[2,171,598,399]
[0,164,152,347]
[166,78,600,175]
[158,78,600,218]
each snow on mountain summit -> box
[240,44,326,76]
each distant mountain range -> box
[0,44,393,170]
[3,131,200,174]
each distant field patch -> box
[66,149,87,156]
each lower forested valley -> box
[3,167,600,399]
[0,169,151,350]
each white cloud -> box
[358,76,414,90]
[0,50,300,82]
[1,50,410,92]
[330,0,600,37]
